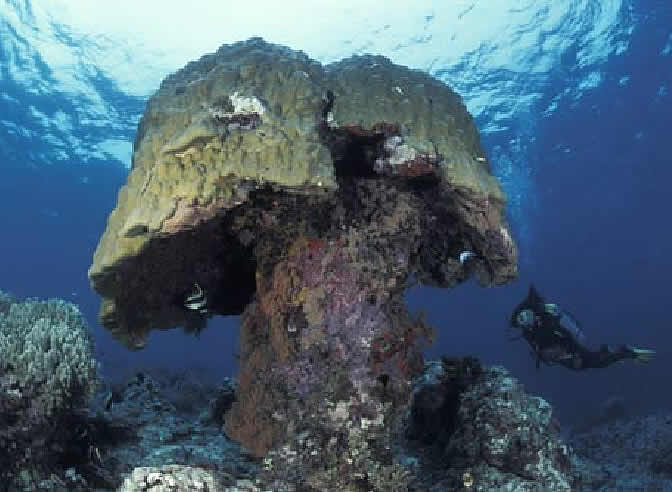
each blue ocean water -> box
[0,0,670,431]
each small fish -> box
[184,282,208,312]
[459,250,475,264]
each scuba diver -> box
[510,285,655,370]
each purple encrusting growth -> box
[277,239,388,398]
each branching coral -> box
[0,290,98,483]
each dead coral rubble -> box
[118,465,223,492]
[88,37,518,489]
[52,371,257,491]
[97,359,575,491]
[569,411,672,490]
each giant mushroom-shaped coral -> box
[89,38,517,487]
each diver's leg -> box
[579,345,633,369]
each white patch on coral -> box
[390,145,418,165]
[383,135,403,152]
[375,136,420,173]
[500,225,514,249]
[230,91,265,115]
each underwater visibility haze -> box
[1,1,671,490]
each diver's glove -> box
[628,346,656,363]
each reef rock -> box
[89,37,518,488]
[405,360,572,491]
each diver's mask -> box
[515,309,536,329]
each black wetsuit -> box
[511,286,635,370]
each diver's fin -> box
[528,284,538,301]
[629,346,656,364]
[527,284,546,312]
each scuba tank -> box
[547,303,586,344]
